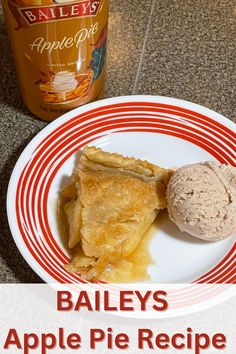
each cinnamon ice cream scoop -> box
[166,162,236,241]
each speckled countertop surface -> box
[0,0,235,283]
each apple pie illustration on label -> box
[2,0,109,120]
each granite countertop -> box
[0,0,235,283]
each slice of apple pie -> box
[61,146,172,281]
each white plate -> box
[7,95,236,317]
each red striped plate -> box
[7,96,236,316]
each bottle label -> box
[10,0,101,26]
[2,0,109,120]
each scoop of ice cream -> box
[166,161,236,241]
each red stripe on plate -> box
[195,244,236,283]
[35,103,236,151]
